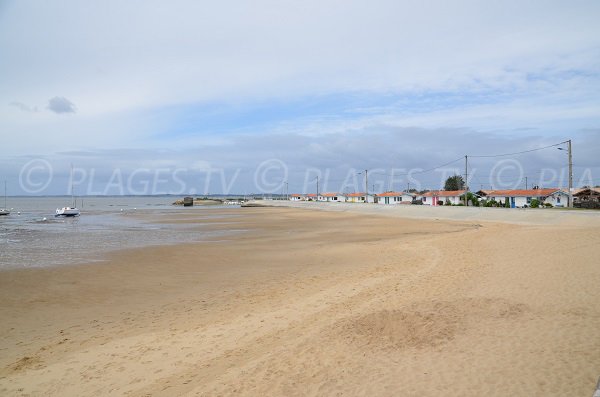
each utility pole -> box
[525,176,528,190]
[464,155,468,206]
[365,169,368,203]
[568,139,573,208]
[407,182,410,192]
[557,140,574,207]
[316,176,319,201]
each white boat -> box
[56,165,80,217]
[0,181,9,216]
[55,206,80,217]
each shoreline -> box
[1,206,599,396]
[0,205,246,272]
[259,199,600,226]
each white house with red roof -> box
[376,191,415,204]
[318,192,345,202]
[419,190,466,206]
[479,188,561,208]
[343,192,376,203]
[544,190,571,207]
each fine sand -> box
[1,205,599,396]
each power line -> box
[469,141,568,158]
[369,156,464,178]
[409,156,465,175]
[295,140,578,191]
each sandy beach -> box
[1,204,599,396]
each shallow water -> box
[0,196,239,269]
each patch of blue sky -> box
[149,92,392,137]
[525,67,599,83]
[150,61,600,142]
[150,86,523,140]
[373,89,513,115]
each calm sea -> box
[0,196,240,270]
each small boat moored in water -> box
[0,181,9,216]
[56,165,80,217]
[55,206,80,217]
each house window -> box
[526,197,532,204]
[556,196,561,204]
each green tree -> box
[444,175,465,191]
[459,191,479,207]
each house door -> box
[510,197,516,208]
[385,197,389,204]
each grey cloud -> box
[9,101,38,112]
[6,128,595,196]
[2,1,599,117]
[1,128,598,196]
[47,96,76,114]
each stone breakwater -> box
[172,198,223,206]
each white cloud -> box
[1,1,599,115]
[0,0,598,174]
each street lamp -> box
[357,170,368,203]
[557,139,573,207]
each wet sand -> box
[1,206,599,396]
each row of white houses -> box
[289,188,572,208]
[290,192,376,203]
[478,188,569,208]
[290,190,466,205]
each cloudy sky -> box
[1,0,599,195]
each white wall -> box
[325,195,344,202]
[401,194,414,202]
[377,195,403,204]
[444,196,462,205]
[544,193,567,207]
[514,197,528,207]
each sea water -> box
[0,196,239,270]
